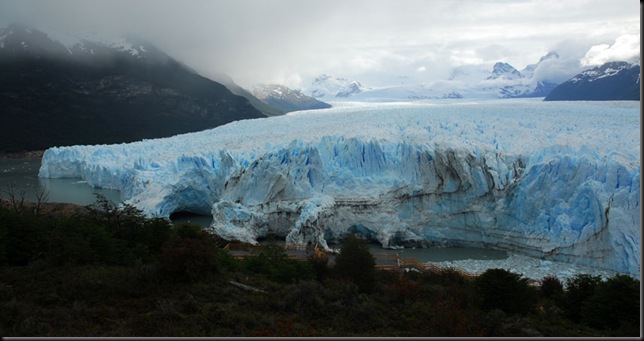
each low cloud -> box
[580,34,641,66]
[0,0,639,88]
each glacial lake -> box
[0,156,508,261]
[0,157,121,205]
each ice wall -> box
[39,99,641,276]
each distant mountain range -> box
[301,52,563,100]
[299,51,640,101]
[252,84,331,113]
[0,24,275,152]
[544,61,640,101]
[305,74,366,98]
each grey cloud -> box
[0,0,639,88]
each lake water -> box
[0,158,121,205]
[0,156,508,261]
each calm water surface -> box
[0,158,121,205]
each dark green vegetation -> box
[0,24,266,153]
[0,197,639,337]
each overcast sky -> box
[0,0,640,88]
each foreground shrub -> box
[0,207,130,266]
[252,317,315,337]
[388,275,421,303]
[43,219,123,266]
[242,242,314,284]
[332,234,376,294]
[581,274,639,332]
[538,275,564,300]
[559,274,602,323]
[475,268,537,315]
[158,223,221,282]
[427,296,485,336]
[86,194,172,262]
[306,243,330,282]
[0,209,48,265]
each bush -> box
[581,274,639,332]
[0,209,48,265]
[306,243,330,282]
[86,194,172,262]
[157,223,221,282]
[0,207,125,266]
[332,234,376,294]
[427,296,485,336]
[475,268,537,315]
[279,280,330,319]
[388,275,420,303]
[559,274,602,323]
[539,275,564,300]
[0,194,177,267]
[242,242,314,284]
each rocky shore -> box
[0,198,89,217]
[0,150,45,159]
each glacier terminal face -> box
[39,99,641,276]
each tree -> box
[86,194,146,237]
[306,242,329,282]
[243,240,314,284]
[86,194,172,262]
[332,234,376,294]
[559,274,602,323]
[474,268,537,315]
[581,274,640,332]
[539,275,564,300]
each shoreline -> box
[0,197,89,217]
[0,150,45,159]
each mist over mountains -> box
[252,84,331,113]
[296,49,639,102]
[0,24,267,152]
[0,22,640,153]
[298,51,577,101]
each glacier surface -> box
[39,99,641,276]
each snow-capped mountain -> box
[308,52,565,101]
[521,51,559,79]
[455,52,562,98]
[252,84,331,113]
[486,62,523,80]
[0,23,165,64]
[305,74,365,98]
[498,81,559,98]
[0,24,265,152]
[545,61,641,101]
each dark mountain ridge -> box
[544,61,640,101]
[0,24,266,152]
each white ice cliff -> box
[39,99,641,276]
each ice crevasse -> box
[39,100,641,276]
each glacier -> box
[38,99,641,276]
